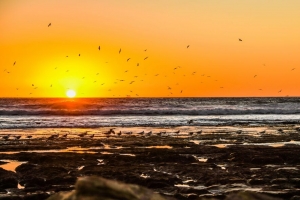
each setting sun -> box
[66,89,76,98]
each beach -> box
[1,124,300,199]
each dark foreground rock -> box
[47,176,172,200]
[47,176,282,200]
[0,168,18,190]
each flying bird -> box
[13,61,16,66]
[127,58,130,62]
[254,75,257,78]
[119,48,121,54]
[98,46,100,50]
[137,63,139,66]
[144,57,148,60]
[239,38,242,41]
[291,68,296,71]
[48,23,51,27]
[187,45,190,48]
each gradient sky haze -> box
[1,0,300,97]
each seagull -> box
[2,135,10,140]
[117,131,122,136]
[48,23,51,27]
[239,38,242,41]
[78,132,88,137]
[14,135,21,140]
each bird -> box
[137,131,144,135]
[291,68,296,71]
[127,58,130,62]
[48,23,51,27]
[117,131,122,136]
[2,135,10,140]
[119,48,121,54]
[254,75,257,78]
[78,132,88,137]
[187,45,190,48]
[137,63,139,66]
[187,120,193,124]
[98,46,100,50]
[144,57,148,60]
[239,38,242,41]
[14,135,21,140]
[13,61,16,66]
[278,90,282,93]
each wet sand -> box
[1,125,300,199]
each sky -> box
[1,0,300,98]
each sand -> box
[0,125,300,199]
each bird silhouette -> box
[119,48,121,54]
[187,45,190,48]
[48,23,51,27]
[98,46,100,50]
[144,57,148,60]
[127,58,130,62]
[239,38,242,41]
[13,61,16,66]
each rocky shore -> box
[0,125,300,199]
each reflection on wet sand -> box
[0,160,27,172]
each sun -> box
[66,89,76,98]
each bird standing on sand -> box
[2,135,10,140]
[78,132,88,137]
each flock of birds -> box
[3,23,296,97]
[0,128,202,141]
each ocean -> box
[0,97,300,129]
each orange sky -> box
[1,0,300,97]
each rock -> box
[0,168,18,190]
[224,191,282,200]
[47,176,174,200]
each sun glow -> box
[66,89,76,98]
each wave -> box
[1,108,300,116]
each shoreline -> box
[1,124,300,199]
